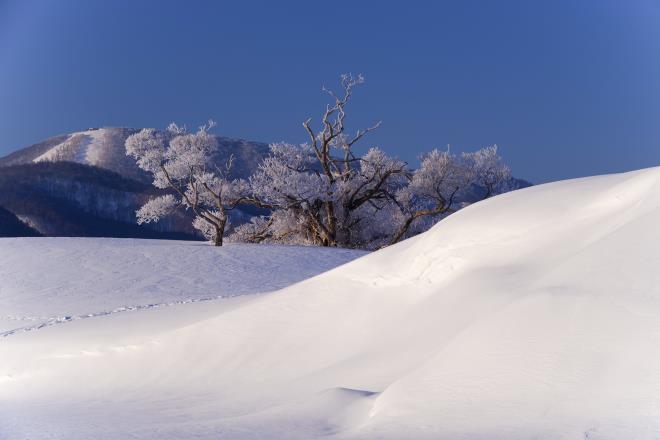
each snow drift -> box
[3,167,660,439]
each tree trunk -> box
[389,216,416,246]
[389,205,448,246]
[212,221,225,246]
[324,201,337,247]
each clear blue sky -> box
[1,0,659,183]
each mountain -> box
[1,167,659,438]
[0,127,270,182]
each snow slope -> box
[3,168,660,439]
[0,127,271,183]
[33,129,107,165]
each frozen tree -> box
[463,145,511,198]
[125,121,249,246]
[230,74,513,249]
[237,74,407,247]
[126,76,514,249]
[389,146,510,245]
[229,210,317,246]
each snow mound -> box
[4,168,660,439]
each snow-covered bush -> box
[126,121,249,245]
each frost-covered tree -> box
[231,74,512,249]
[389,146,510,245]
[464,145,511,198]
[125,76,512,249]
[233,74,407,247]
[125,121,249,246]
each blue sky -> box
[1,0,659,182]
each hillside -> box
[0,162,196,239]
[0,127,270,182]
[0,206,40,237]
[2,167,660,438]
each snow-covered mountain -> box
[2,167,660,439]
[0,127,270,182]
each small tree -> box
[125,121,248,246]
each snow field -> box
[4,168,660,438]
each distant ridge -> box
[0,127,270,182]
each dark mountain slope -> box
[0,162,195,239]
[0,206,41,237]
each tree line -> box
[126,74,512,249]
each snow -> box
[74,128,106,164]
[4,167,660,438]
[32,129,107,165]
[0,238,365,334]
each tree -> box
[232,74,513,249]
[125,75,513,249]
[464,145,511,198]
[389,146,510,245]
[125,121,249,246]
[237,74,407,247]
